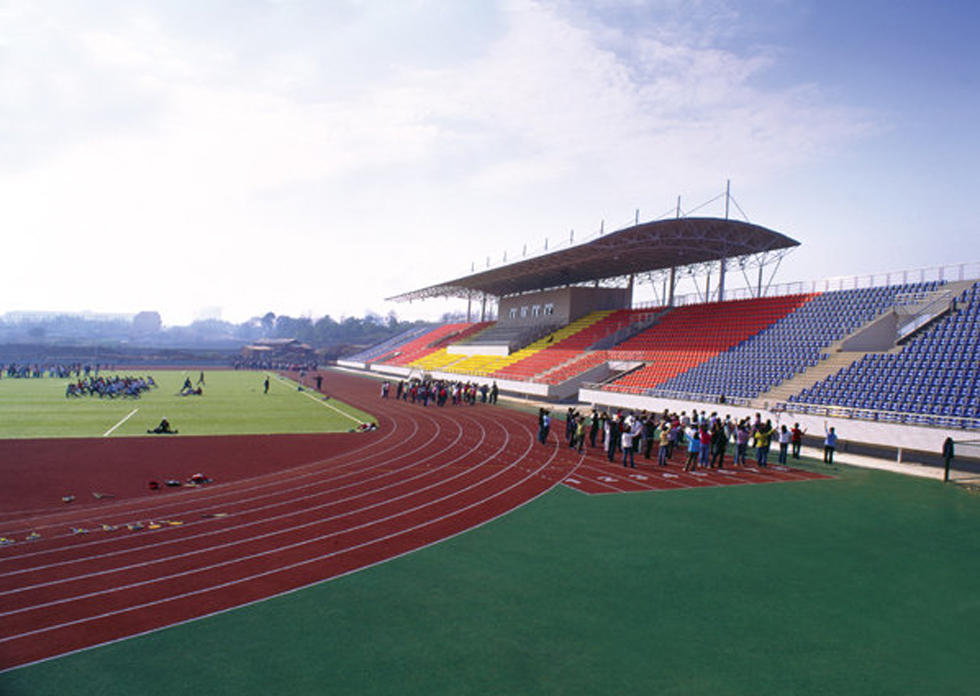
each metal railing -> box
[772,400,980,430]
[633,261,980,309]
[896,289,955,342]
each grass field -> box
[0,370,374,439]
[2,455,978,695]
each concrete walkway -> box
[798,445,945,480]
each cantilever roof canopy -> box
[387,217,799,302]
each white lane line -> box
[103,409,139,437]
[273,374,366,425]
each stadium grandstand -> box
[339,210,980,460]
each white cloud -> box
[0,0,875,325]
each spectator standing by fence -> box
[823,423,838,465]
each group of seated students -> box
[232,357,319,372]
[65,374,157,398]
[179,377,203,396]
[4,362,109,379]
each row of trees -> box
[0,310,466,355]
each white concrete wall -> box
[447,344,510,357]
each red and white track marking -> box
[561,446,829,495]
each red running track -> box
[0,370,829,671]
[0,371,579,671]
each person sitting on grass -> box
[148,418,178,434]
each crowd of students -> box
[232,358,318,372]
[382,378,499,407]
[551,407,821,470]
[2,362,109,379]
[65,374,158,398]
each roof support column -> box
[668,267,676,307]
[481,294,487,322]
[467,295,472,323]
[627,273,635,308]
[718,257,726,302]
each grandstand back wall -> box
[498,286,629,326]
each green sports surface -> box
[0,370,373,438]
[3,455,978,695]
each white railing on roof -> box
[634,261,980,309]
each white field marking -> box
[0,423,572,675]
[274,374,365,425]
[0,407,470,582]
[102,409,139,437]
[0,407,525,602]
[0,414,559,643]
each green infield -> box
[0,370,374,438]
[3,457,978,695]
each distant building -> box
[2,310,134,323]
[132,311,163,334]
[242,337,314,361]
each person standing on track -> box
[754,420,774,468]
[777,425,791,464]
[698,425,711,468]
[643,414,657,459]
[684,426,700,471]
[710,421,727,468]
[574,415,586,454]
[538,408,550,445]
[606,415,619,462]
[657,421,671,466]
[621,421,636,468]
[791,422,806,459]
[589,409,600,449]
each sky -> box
[1,0,978,327]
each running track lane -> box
[0,371,582,671]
